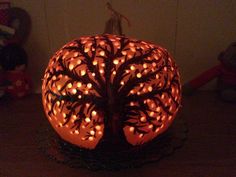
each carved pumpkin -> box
[42,34,181,149]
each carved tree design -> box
[42,34,181,149]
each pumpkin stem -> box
[104,2,131,35]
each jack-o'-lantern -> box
[42,34,181,150]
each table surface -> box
[0,91,236,177]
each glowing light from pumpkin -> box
[42,34,181,149]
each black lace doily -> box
[37,116,187,171]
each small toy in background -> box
[5,6,31,45]
[0,44,31,98]
[0,0,10,98]
[0,1,31,99]
[183,42,236,103]
[0,0,14,46]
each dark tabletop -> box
[0,91,235,177]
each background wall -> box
[11,0,236,93]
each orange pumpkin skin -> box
[42,34,181,149]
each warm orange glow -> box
[113,59,119,65]
[88,136,94,141]
[87,83,92,89]
[81,70,86,76]
[99,51,105,56]
[148,86,153,92]
[72,88,77,94]
[77,82,82,88]
[42,34,181,149]
[129,127,135,132]
[92,60,98,65]
[85,117,91,123]
[67,83,72,88]
[92,110,97,116]
[140,116,146,122]
[69,64,74,70]
[95,125,101,130]
[90,130,95,135]
[130,65,135,70]
[136,73,142,78]
[121,51,127,55]
[84,47,89,53]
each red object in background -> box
[188,64,222,89]
[188,63,236,89]
[183,42,236,97]
[4,71,32,98]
